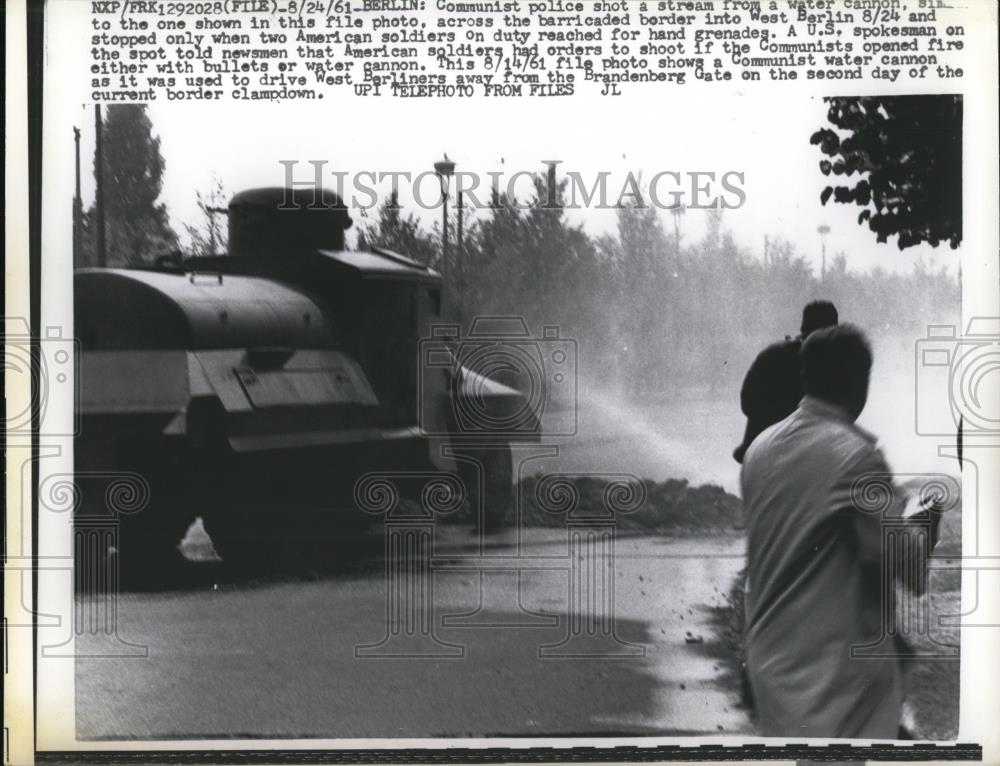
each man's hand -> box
[903,492,948,549]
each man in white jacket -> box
[741,324,935,738]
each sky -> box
[50,0,965,278]
[64,91,960,277]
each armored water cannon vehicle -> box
[75,187,537,574]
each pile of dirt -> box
[515,475,745,532]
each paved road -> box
[75,526,748,740]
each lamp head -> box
[434,156,456,197]
[434,157,456,177]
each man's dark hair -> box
[801,300,839,336]
[801,324,873,402]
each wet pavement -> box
[75,525,748,740]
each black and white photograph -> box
[5,1,1000,764]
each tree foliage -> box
[464,174,605,333]
[82,105,178,267]
[184,175,229,258]
[811,95,962,250]
[358,190,439,267]
[363,170,959,398]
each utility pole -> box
[456,190,464,313]
[440,182,449,311]
[817,224,830,283]
[433,155,455,317]
[73,127,82,265]
[94,105,107,268]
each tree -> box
[610,199,673,394]
[618,196,670,273]
[87,105,178,267]
[703,206,724,257]
[475,174,601,326]
[358,191,438,267]
[364,184,959,401]
[184,175,229,257]
[810,95,962,250]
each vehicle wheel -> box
[206,501,380,575]
[457,443,514,530]
[297,503,382,574]
[201,507,279,574]
[110,504,194,588]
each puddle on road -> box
[431,529,750,735]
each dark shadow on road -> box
[104,524,387,594]
[76,602,692,739]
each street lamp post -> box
[434,155,456,316]
[817,224,831,282]
[73,127,82,264]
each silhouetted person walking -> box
[733,300,839,463]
